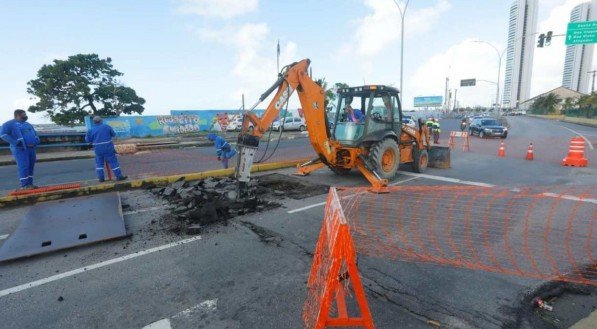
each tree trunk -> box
[86,96,97,114]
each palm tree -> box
[531,95,547,114]
[543,93,562,114]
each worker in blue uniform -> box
[1,109,40,189]
[85,116,127,182]
[206,133,237,169]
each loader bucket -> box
[428,146,450,169]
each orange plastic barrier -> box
[9,183,82,196]
[303,188,374,329]
[562,136,588,167]
[336,185,596,286]
[448,131,470,151]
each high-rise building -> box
[562,1,596,94]
[502,0,538,108]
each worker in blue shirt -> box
[85,116,127,182]
[206,133,237,169]
[1,109,40,189]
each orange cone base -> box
[562,157,588,167]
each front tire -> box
[412,148,428,173]
[299,125,306,132]
[479,131,485,138]
[369,138,400,179]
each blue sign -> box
[414,96,443,108]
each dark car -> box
[469,118,508,139]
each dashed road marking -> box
[143,319,172,329]
[172,299,218,319]
[543,193,597,205]
[560,126,594,150]
[286,176,420,214]
[398,172,496,187]
[0,236,202,298]
[0,234,8,241]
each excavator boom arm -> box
[235,59,333,184]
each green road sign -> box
[460,79,476,87]
[566,21,597,45]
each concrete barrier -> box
[0,158,311,208]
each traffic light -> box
[537,33,545,48]
[545,31,553,46]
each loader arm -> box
[235,59,334,184]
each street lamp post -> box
[473,41,505,115]
[392,0,409,99]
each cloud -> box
[177,0,258,19]
[353,0,451,57]
[530,0,594,97]
[408,39,503,108]
[196,23,299,105]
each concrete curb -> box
[0,158,310,208]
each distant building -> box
[519,86,585,111]
[562,1,596,94]
[502,0,539,109]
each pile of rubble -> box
[151,177,279,235]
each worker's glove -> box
[217,156,221,161]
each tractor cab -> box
[332,85,402,147]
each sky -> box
[0,0,594,124]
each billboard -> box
[414,96,443,108]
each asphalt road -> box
[0,116,595,328]
[0,136,313,193]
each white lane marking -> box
[543,193,597,205]
[172,299,218,319]
[286,176,420,214]
[399,172,496,187]
[560,126,594,150]
[143,319,172,329]
[287,202,326,214]
[0,234,8,241]
[0,236,202,298]
[123,205,169,216]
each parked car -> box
[226,118,254,132]
[272,117,306,131]
[469,118,508,139]
[402,115,416,127]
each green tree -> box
[315,79,349,109]
[27,54,146,126]
[530,95,547,114]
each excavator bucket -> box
[427,146,451,169]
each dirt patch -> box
[152,174,328,235]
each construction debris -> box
[151,174,328,236]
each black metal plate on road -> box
[0,192,126,262]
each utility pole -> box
[444,77,449,109]
[589,70,597,93]
[392,0,409,98]
[473,41,505,115]
[276,39,280,75]
[453,89,458,112]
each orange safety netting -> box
[303,188,374,329]
[337,185,596,285]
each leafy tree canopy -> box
[27,54,145,126]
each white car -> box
[272,117,307,131]
[402,115,416,128]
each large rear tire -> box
[412,148,428,173]
[369,138,400,179]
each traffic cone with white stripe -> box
[525,143,534,161]
[562,137,588,167]
[497,141,506,157]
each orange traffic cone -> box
[497,141,506,157]
[562,137,588,167]
[525,143,534,160]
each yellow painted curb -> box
[0,158,311,208]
